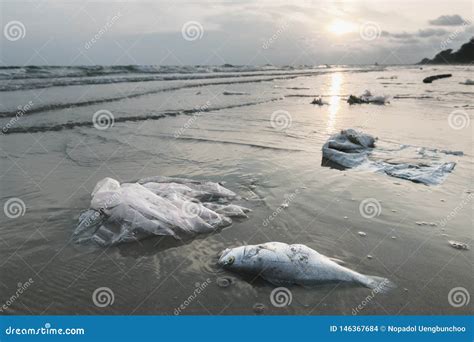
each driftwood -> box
[423,74,452,83]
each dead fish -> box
[218,242,395,292]
[328,257,346,265]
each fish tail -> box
[360,275,396,294]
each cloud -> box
[1,0,473,65]
[391,32,413,39]
[382,28,449,40]
[381,31,413,39]
[429,14,467,26]
[417,28,448,37]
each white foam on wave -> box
[460,79,474,85]
[347,90,390,105]
[360,90,390,104]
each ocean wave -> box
[0,70,326,92]
[0,63,367,77]
[0,64,335,80]
[0,65,381,92]
[0,75,294,118]
[0,64,296,79]
[0,98,282,135]
[168,136,306,152]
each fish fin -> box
[363,276,396,294]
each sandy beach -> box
[0,64,472,315]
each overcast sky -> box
[0,0,473,66]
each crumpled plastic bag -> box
[74,176,250,246]
[322,129,457,185]
[347,90,390,105]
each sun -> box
[328,20,357,35]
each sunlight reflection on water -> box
[326,72,342,134]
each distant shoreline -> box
[418,37,474,64]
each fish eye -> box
[227,256,235,265]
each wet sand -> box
[0,65,472,315]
